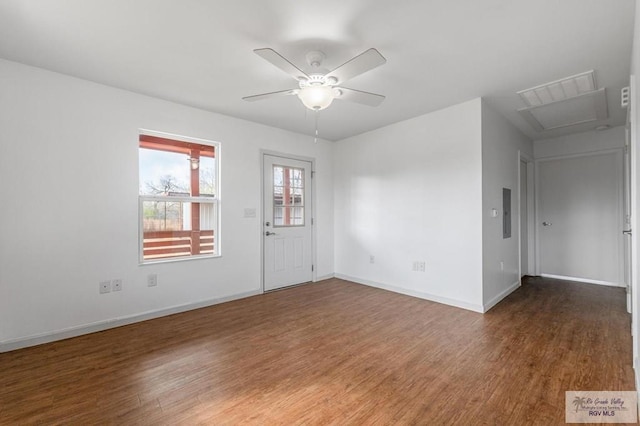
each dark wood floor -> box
[0,277,635,425]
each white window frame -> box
[138,130,221,264]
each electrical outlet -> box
[112,279,122,292]
[99,280,111,294]
[412,261,426,272]
[147,274,157,287]
[369,255,375,264]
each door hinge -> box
[622,86,630,108]
[311,218,314,225]
[311,171,315,178]
[312,265,314,272]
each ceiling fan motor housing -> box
[299,74,329,88]
[305,51,325,68]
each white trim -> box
[260,150,317,292]
[540,273,623,287]
[335,274,484,313]
[636,357,640,408]
[0,290,261,353]
[518,151,535,277]
[484,280,521,312]
[630,73,639,385]
[137,129,222,263]
[314,273,335,282]
[139,195,218,203]
[139,128,220,146]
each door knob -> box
[542,222,552,226]
[265,231,277,236]
[623,229,632,235]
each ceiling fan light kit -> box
[243,47,387,112]
[296,73,342,110]
[297,85,335,110]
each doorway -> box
[536,150,624,285]
[519,155,534,279]
[520,159,528,277]
[262,154,313,291]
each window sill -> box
[139,253,221,266]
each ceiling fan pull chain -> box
[314,110,319,143]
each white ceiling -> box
[0,0,635,141]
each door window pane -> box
[273,165,304,226]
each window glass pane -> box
[142,200,185,231]
[139,148,190,196]
[273,166,283,187]
[199,156,216,197]
[274,207,284,226]
[142,200,216,260]
[290,207,304,225]
[199,203,216,231]
[273,165,304,227]
[292,169,303,188]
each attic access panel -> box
[517,70,596,107]
[517,88,608,132]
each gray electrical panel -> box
[503,188,511,239]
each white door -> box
[537,151,623,285]
[263,154,313,291]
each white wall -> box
[0,59,334,350]
[334,99,484,312]
[481,100,533,310]
[534,126,625,158]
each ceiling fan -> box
[243,48,387,111]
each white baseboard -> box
[314,273,335,282]
[483,281,521,313]
[635,358,640,410]
[540,274,622,287]
[0,289,262,353]
[334,273,484,313]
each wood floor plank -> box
[0,276,635,424]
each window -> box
[272,165,305,226]
[139,132,219,262]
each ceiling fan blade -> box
[254,48,309,81]
[335,87,385,107]
[242,89,297,102]
[325,48,386,85]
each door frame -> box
[629,74,639,368]
[624,122,633,313]
[534,148,625,284]
[260,150,317,292]
[518,152,535,278]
